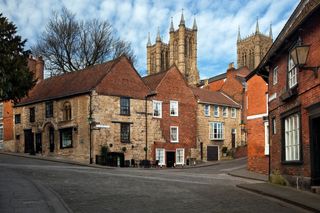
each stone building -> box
[256,0,320,189]
[192,88,241,161]
[146,12,199,86]
[237,20,273,70]
[13,56,163,164]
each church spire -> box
[269,23,273,39]
[147,32,151,47]
[179,9,185,26]
[193,17,197,31]
[170,17,174,32]
[156,27,161,42]
[255,18,260,34]
[237,26,241,42]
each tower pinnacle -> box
[255,18,260,34]
[147,32,151,46]
[193,17,197,31]
[156,27,161,42]
[170,17,174,32]
[237,26,241,42]
[269,23,273,39]
[179,9,185,26]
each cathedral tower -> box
[147,12,199,86]
[237,19,273,70]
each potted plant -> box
[222,146,228,157]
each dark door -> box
[166,151,175,167]
[231,129,236,148]
[200,142,203,160]
[24,129,34,154]
[207,146,218,161]
[49,127,54,152]
[35,133,42,153]
[311,116,320,185]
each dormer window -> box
[63,102,72,121]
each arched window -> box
[63,102,72,121]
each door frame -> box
[166,151,175,167]
[207,145,219,161]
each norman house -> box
[14,56,163,164]
[256,0,320,189]
[192,88,241,161]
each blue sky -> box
[2,0,298,79]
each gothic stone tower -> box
[237,20,273,70]
[147,12,199,86]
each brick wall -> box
[267,9,320,187]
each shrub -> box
[270,170,288,186]
[100,145,109,157]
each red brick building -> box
[143,66,198,167]
[245,72,268,174]
[256,0,320,189]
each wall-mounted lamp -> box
[290,38,319,77]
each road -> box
[0,154,309,213]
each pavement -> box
[2,151,320,212]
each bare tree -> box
[32,7,136,76]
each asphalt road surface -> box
[0,154,310,213]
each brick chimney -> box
[226,62,236,79]
[27,55,44,83]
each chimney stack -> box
[27,55,44,83]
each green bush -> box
[222,146,228,153]
[270,170,288,186]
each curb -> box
[237,184,320,212]
[0,152,114,170]
[228,172,267,182]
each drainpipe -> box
[89,92,93,164]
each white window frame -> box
[170,101,179,116]
[209,122,224,140]
[284,114,300,161]
[0,103,3,120]
[170,126,179,143]
[176,148,185,165]
[152,100,162,118]
[204,104,210,117]
[222,107,228,117]
[264,121,269,155]
[272,117,276,135]
[288,56,297,89]
[0,123,3,142]
[231,108,236,118]
[273,66,278,85]
[214,105,219,117]
[156,148,165,166]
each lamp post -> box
[290,38,319,77]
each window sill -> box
[280,85,298,102]
[121,141,131,144]
[170,141,179,143]
[210,139,224,141]
[61,146,73,149]
[281,160,303,165]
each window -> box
[0,103,3,119]
[264,121,269,155]
[0,124,3,141]
[60,128,73,148]
[273,66,278,85]
[214,106,219,117]
[120,97,130,115]
[15,114,21,124]
[222,107,228,117]
[272,117,276,135]
[45,101,53,118]
[156,148,165,166]
[153,101,162,118]
[209,122,224,140]
[170,126,179,143]
[121,123,130,143]
[170,101,178,116]
[288,56,297,88]
[204,104,210,116]
[284,114,300,161]
[231,108,236,118]
[63,102,72,121]
[29,107,35,122]
[176,148,185,165]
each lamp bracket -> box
[299,66,319,78]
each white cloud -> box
[1,0,299,78]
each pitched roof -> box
[191,87,240,108]
[142,68,171,91]
[208,72,226,83]
[17,56,148,106]
[236,66,251,78]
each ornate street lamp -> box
[290,38,319,77]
